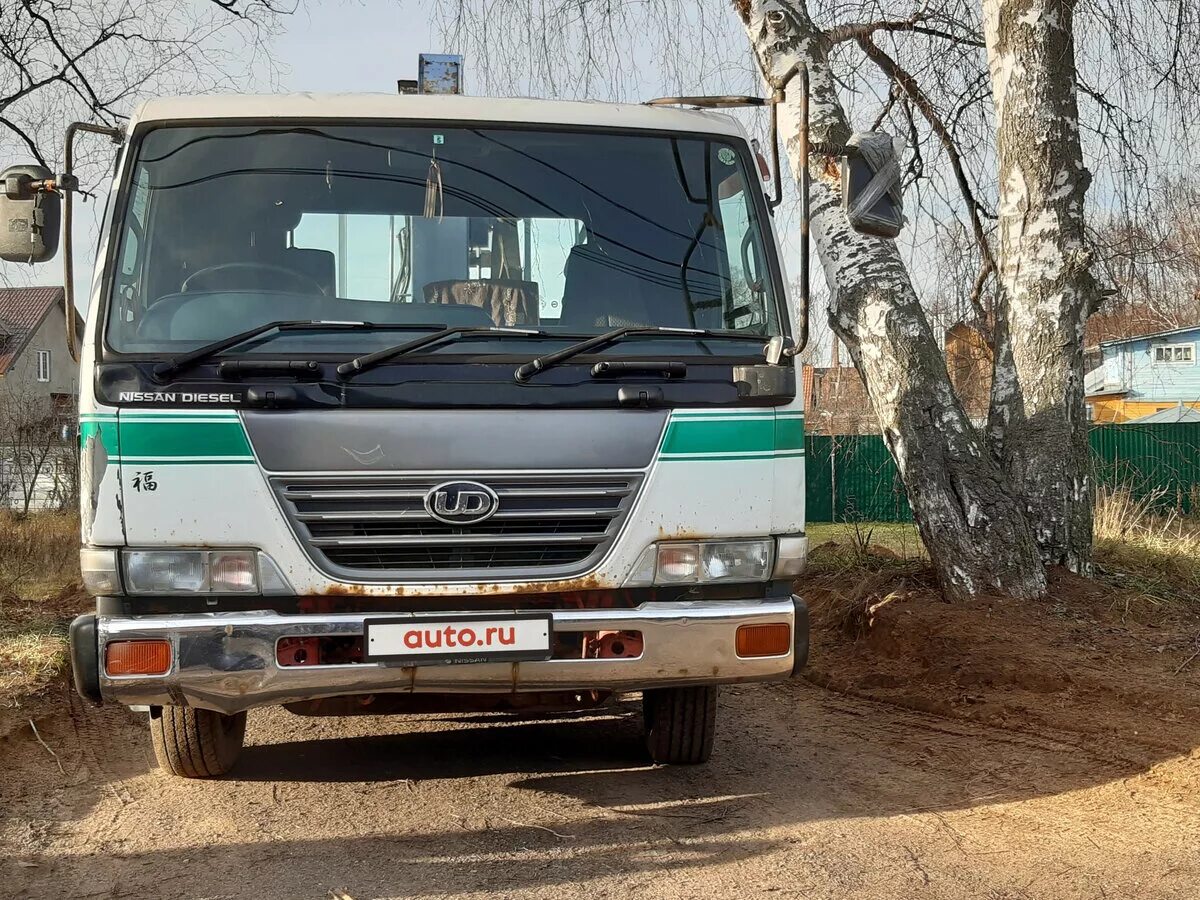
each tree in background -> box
[736,0,1044,599]
[981,0,1099,576]
[0,383,65,516]
[0,0,291,185]
[435,0,1199,600]
[1091,177,1200,340]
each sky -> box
[269,2,438,94]
[11,0,1176,365]
[12,0,829,350]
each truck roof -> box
[129,93,748,139]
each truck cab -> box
[7,90,808,776]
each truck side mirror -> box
[0,164,61,263]
[841,133,904,239]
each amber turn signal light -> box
[735,623,791,658]
[105,640,172,676]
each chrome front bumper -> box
[87,597,807,715]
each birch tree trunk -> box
[735,0,1047,601]
[983,0,1098,572]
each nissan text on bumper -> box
[6,87,812,777]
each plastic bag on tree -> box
[841,133,905,239]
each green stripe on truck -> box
[660,410,805,460]
[116,416,254,463]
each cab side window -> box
[717,174,769,330]
[113,168,149,323]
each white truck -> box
[1,60,901,777]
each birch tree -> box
[434,0,1199,601]
[982,0,1098,571]
[735,0,1045,600]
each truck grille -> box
[271,473,643,581]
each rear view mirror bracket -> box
[61,122,124,362]
[0,122,122,361]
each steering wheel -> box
[180,262,326,296]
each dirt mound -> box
[800,566,1200,761]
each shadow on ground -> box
[3,667,1198,899]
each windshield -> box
[105,124,783,357]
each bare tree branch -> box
[826,16,984,48]
[0,0,293,227]
[855,32,996,330]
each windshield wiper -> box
[153,320,446,382]
[514,326,763,382]
[336,326,545,378]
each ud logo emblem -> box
[424,481,499,525]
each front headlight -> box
[625,539,773,586]
[124,550,206,593]
[701,540,772,582]
[121,550,292,595]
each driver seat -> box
[560,243,652,329]
[282,248,336,296]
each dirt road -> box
[6,570,1200,900]
[4,671,1198,900]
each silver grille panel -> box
[271,473,644,582]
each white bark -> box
[984,0,1097,572]
[736,0,1046,601]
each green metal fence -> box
[806,422,1200,523]
[1090,423,1200,516]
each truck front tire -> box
[149,706,247,778]
[643,686,717,764]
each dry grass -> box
[804,489,1200,614]
[1093,487,1200,601]
[0,623,70,706]
[0,512,84,708]
[806,522,927,570]
[0,510,80,601]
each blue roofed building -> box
[1085,324,1200,423]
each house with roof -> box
[802,338,881,439]
[1084,324,1200,424]
[0,286,80,511]
[944,321,993,427]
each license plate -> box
[364,614,553,666]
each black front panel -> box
[95,359,796,410]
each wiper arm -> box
[337,326,544,378]
[153,320,446,382]
[590,360,687,378]
[514,326,758,382]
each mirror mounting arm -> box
[4,172,63,199]
[61,122,123,362]
[765,63,800,212]
[645,66,813,358]
[779,63,811,359]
